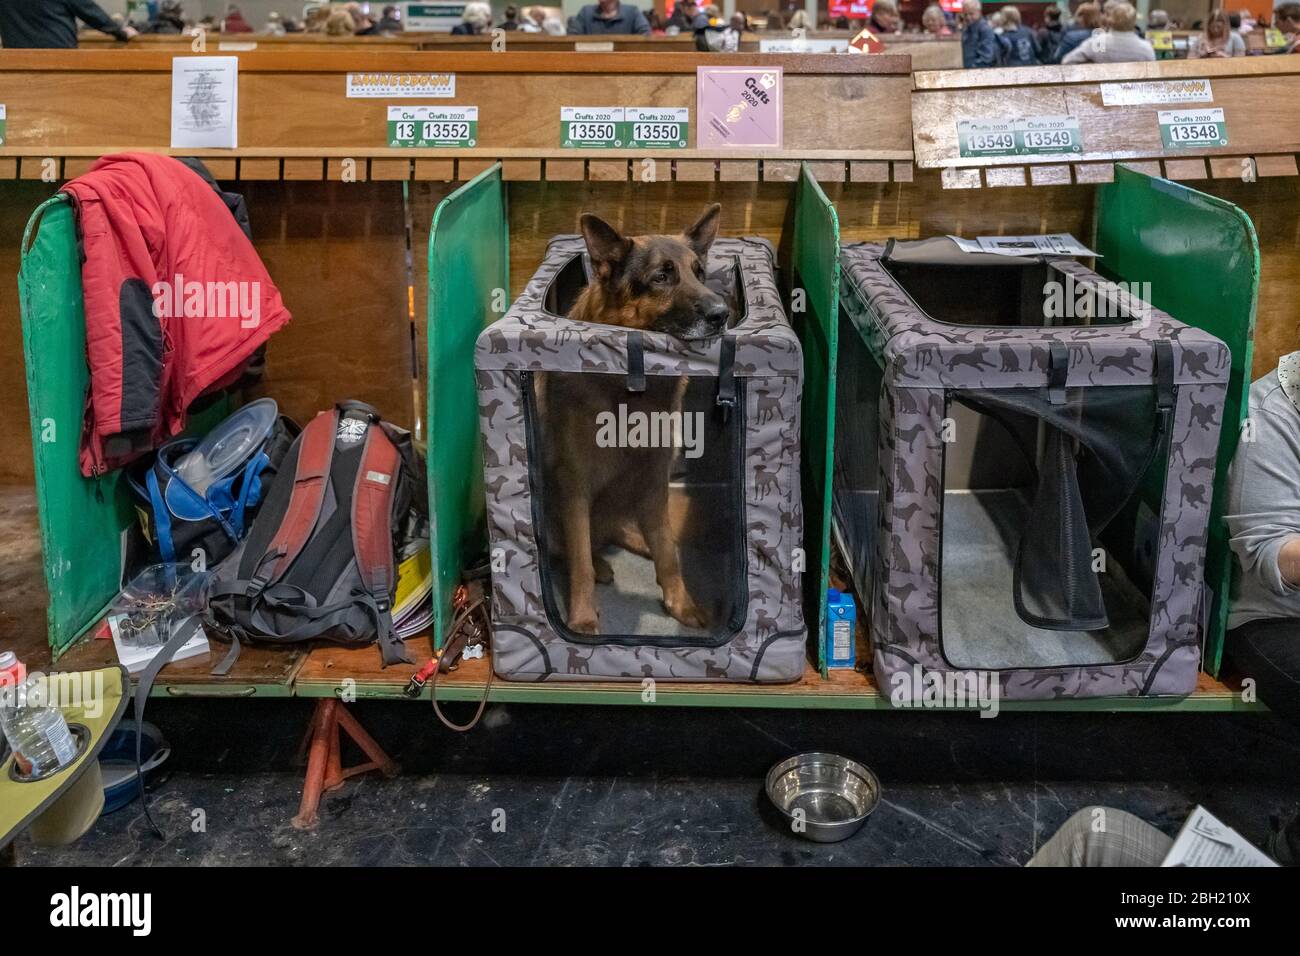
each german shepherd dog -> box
[538,204,731,635]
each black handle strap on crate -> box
[1048,342,1069,405]
[626,331,646,393]
[716,334,737,421]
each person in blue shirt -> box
[1054,1,1101,62]
[570,0,651,34]
[997,5,1040,66]
[960,0,1000,67]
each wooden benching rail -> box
[912,56,1300,188]
[0,50,916,183]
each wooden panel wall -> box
[912,58,1300,180]
[0,183,59,485]
[0,178,455,485]
[1196,176,1300,379]
[505,171,1096,295]
[507,180,796,294]
[0,51,913,162]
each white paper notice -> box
[1161,806,1278,867]
[1100,79,1214,107]
[171,56,238,149]
[948,234,1099,257]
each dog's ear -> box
[683,203,722,260]
[580,214,631,276]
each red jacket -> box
[62,153,291,476]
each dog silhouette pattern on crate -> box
[476,236,807,682]
[839,241,1231,700]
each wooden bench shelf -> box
[292,639,1261,712]
[0,488,1257,711]
[913,57,1300,188]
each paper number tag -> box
[561,107,623,149]
[624,108,688,149]
[1158,108,1227,149]
[387,106,477,148]
[957,118,1018,157]
[1016,116,1082,155]
[958,116,1082,158]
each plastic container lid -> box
[174,398,278,495]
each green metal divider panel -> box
[426,163,509,647]
[1095,165,1259,675]
[18,196,131,654]
[792,163,841,676]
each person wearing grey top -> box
[1061,1,1155,62]
[1224,351,1300,723]
[1223,355,1300,865]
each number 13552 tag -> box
[387,106,478,148]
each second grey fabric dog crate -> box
[835,238,1230,700]
[476,236,806,682]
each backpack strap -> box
[247,409,336,596]
[351,424,409,667]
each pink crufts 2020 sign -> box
[696,66,784,149]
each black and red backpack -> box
[205,401,425,670]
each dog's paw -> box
[665,598,709,630]
[569,611,600,634]
[593,555,614,585]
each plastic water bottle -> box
[0,675,77,777]
[0,651,24,690]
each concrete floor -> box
[11,698,1300,866]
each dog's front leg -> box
[639,495,708,630]
[562,495,600,634]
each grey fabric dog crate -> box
[476,236,806,682]
[835,238,1230,700]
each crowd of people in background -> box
[958,0,1290,67]
[5,0,1300,60]
[133,3,411,37]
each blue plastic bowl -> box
[98,721,170,815]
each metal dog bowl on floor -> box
[765,752,881,843]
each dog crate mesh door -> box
[939,375,1174,670]
[522,369,746,643]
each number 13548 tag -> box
[1158,108,1227,149]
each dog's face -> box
[574,204,731,341]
